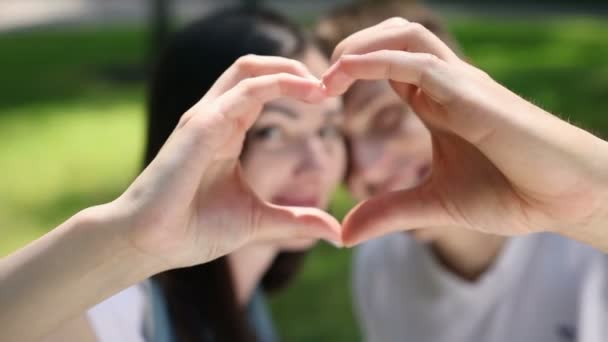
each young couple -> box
[3,3,608,342]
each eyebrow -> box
[262,104,340,119]
[349,85,383,112]
[262,104,299,119]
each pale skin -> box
[323,17,608,252]
[3,18,608,342]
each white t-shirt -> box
[353,232,608,342]
[86,284,147,342]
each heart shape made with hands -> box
[318,57,512,248]
[132,18,603,269]
[318,17,602,248]
[198,17,606,260]
[322,53,552,247]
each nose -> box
[293,136,327,178]
[348,139,393,198]
[350,138,384,172]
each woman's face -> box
[241,48,346,211]
[343,80,433,201]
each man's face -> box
[343,80,433,200]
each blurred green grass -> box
[1,17,608,341]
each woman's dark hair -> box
[145,7,310,342]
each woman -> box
[85,7,345,342]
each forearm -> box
[0,203,163,341]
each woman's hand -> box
[116,55,342,269]
[1,56,341,341]
[323,18,608,251]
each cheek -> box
[390,120,433,161]
[352,138,389,170]
[410,116,433,151]
[241,149,295,201]
[326,141,347,188]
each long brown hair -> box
[145,7,311,341]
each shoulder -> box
[353,233,423,294]
[355,232,419,266]
[355,233,410,276]
[528,233,603,272]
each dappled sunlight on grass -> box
[0,95,145,254]
[453,19,608,136]
[0,26,146,111]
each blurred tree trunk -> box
[242,0,262,10]
[149,0,172,65]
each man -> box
[318,2,608,341]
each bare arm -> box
[0,205,155,341]
[0,56,341,341]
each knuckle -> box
[235,54,258,71]
[384,17,409,27]
[275,73,294,91]
[420,53,441,69]
[176,112,192,128]
[238,78,258,97]
[289,59,308,73]
[407,22,428,37]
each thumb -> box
[253,202,342,247]
[342,184,453,246]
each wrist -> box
[553,137,608,251]
[0,203,166,341]
[74,202,169,278]
[561,191,608,252]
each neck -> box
[229,244,278,305]
[429,227,507,281]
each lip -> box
[271,195,322,208]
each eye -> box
[249,125,284,142]
[371,104,406,135]
[318,123,342,139]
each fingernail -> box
[306,82,326,102]
[322,68,351,96]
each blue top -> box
[142,280,278,342]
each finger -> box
[323,51,458,105]
[330,17,412,62]
[331,18,458,64]
[198,73,325,160]
[206,55,318,100]
[277,238,318,252]
[216,72,325,126]
[254,203,342,246]
[138,74,323,206]
[342,184,453,246]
